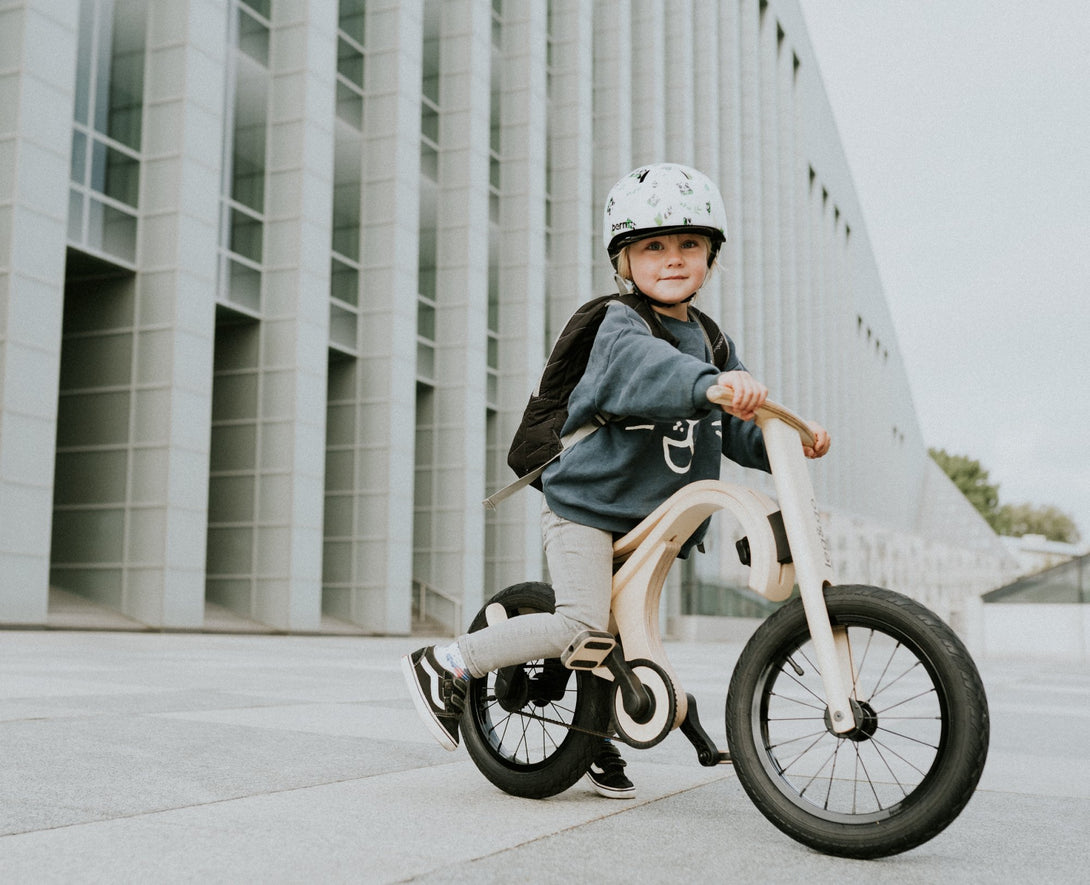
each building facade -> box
[0,0,1014,635]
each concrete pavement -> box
[1,628,1087,883]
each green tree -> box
[929,448,1082,544]
[929,448,1000,528]
[994,502,1081,544]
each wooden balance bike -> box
[463,390,989,859]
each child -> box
[402,163,830,799]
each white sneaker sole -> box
[401,654,459,751]
[584,772,635,799]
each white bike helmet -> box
[603,163,727,267]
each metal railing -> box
[411,579,463,635]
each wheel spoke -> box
[768,689,826,713]
[759,612,950,817]
[727,586,989,856]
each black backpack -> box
[484,292,731,509]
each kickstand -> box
[680,693,731,767]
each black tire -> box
[726,585,989,859]
[461,582,612,799]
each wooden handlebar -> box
[706,386,816,449]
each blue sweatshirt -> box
[542,302,770,545]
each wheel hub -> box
[824,699,879,742]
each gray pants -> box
[458,503,614,678]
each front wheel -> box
[461,582,612,799]
[726,585,989,859]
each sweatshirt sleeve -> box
[722,414,771,472]
[564,303,719,429]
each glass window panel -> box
[86,197,136,263]
[53,450,129,506]
[419,141,438,180]
[337,37,364,88]
[208,421,257,472]
[330,258,358,306]
[207,475,256,523]
[330,303,358,351]
[422,11,440,105]
[70,130,88,183]
[211,372,258,422]
[101,203,137,262]
[74,2,93,124]
[421,103,439,145]
[229,208,263,262]
[90,140,139,207]
[415,427,433,464]
[416,341,434,381]
[322,541,353,584]
[56,389,131,447]
[68,189,84,242]
[422,70,440,105]
[332,190,360,260]
[228,258,262,312]
[417,216,436,264]
[231,62,268,212]
[417,298,435,340]
[92,2,114,135]
[89,137,107,192]
[52,509,126,564]
[238,7,270,65]
[108,0,146,150]
[241,0,271,19]
[340,0,366,44]
[417,268,435,302]
[487,276,498,331]
[335,81,363,129]
[205,526,254,575]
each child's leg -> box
[458,504,614,677]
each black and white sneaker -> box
[585,740,635,799]
[401,646,469,751]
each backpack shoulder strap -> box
[688,304,731,369]
[484,417,607,510]
[488,295,729,510]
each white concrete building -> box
[0,0,1015,635]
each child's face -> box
[625,233,710,309]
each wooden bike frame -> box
[603,389,855,735]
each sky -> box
[797,0,1090,543]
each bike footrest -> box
[561,630,616,670]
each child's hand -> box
[804,422,831,459]
[713,371,768,421]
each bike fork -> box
[761,419,856,734]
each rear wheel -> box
[461,582,612,799]
[726,585,989,858]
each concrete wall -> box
[0,0,1015,633]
